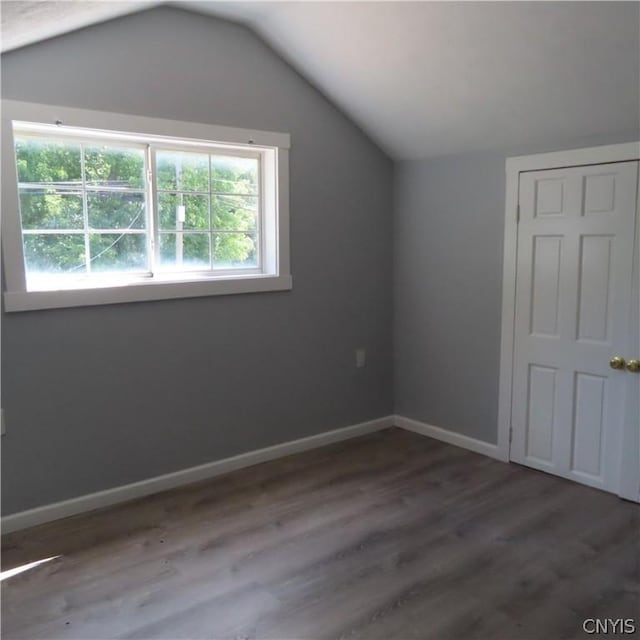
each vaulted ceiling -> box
[2,1,638,159]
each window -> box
[2,101,291,311]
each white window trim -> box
[1,100,292,312]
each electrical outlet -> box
[355,348,367,368]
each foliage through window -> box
[14,132,266,290]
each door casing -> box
[497,142,640,500]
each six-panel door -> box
[511,161,638,493]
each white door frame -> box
[497,141,640,499]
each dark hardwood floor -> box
[2,428,638,639]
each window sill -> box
[3,273,293,312]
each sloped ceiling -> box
[2,1,638,159]
[0,1,154,52]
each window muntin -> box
[16,135,150,289]
[13,129,269,291]
[152,149,260,273]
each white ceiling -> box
[2,1,638,160]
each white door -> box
[511,161,639,495]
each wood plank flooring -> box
[2,428,638,639]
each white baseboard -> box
[393,415,504,461]
[1,416,394,534]
[2,414,505,534]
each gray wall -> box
[394,133,640,444]
[1,7,394,514]
[393,155,506,443]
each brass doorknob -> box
[627,359,640,373]
[610,356,626,370]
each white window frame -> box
[1,100,292,312]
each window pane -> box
[89,233,147,272]
[212,156,258,195]
[158,193,209,231]
[19,189,83,229]
[84,145,145,189]
[15,138,81,185]
[213,233,257,268]
[157,151,209,192]
[213,195,257,231]
[23,234,86,274]
[88,191,146,229]
[159,233,210,271]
